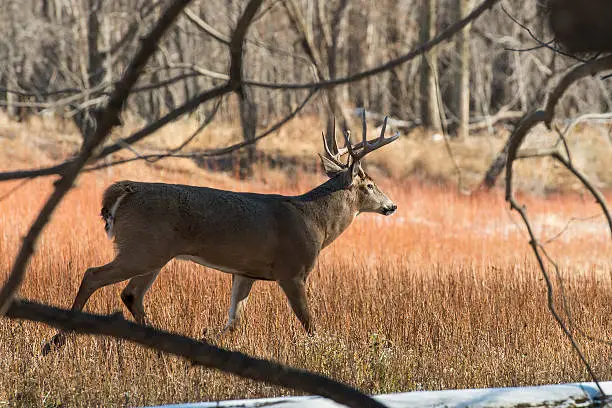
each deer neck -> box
[297,177,358,249]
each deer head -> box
[319,111,398,216]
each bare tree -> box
[453,0,472,138]
[419,0,441,130]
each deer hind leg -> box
[222,275,255,333]
[121,269,161,325]
[278,278,313,334]
[42,257,166,355]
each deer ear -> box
[319,154,345,178]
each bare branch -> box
[542,214,603,244]
[551,152,612,239]
[229,0,264,87]
[432,58,465,193]
[159,62,229,81]
[515,147,560,159]
[84,89,318,172]
[0,72,201,103]
[0,179,32,204]
[505,199,605,396]
[468,110,524,132]
[544,56,612,126]
[244,0,501,90]
[183,7,231,45]
[5,299,386,408]
[502,56,612,398]
[500,5,585,62]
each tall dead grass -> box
[0,154,610,407]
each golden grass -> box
[0,151,611,407]
[1,115,611,406]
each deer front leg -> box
[222,275,255,333]
[278,278,313,334]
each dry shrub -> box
[0,151,610,406]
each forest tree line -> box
[0,0,609,141]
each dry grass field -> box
[0,116,611,407]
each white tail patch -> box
[105,193,128,240]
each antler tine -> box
[332,118,351,156]
[344,109,399,162]
[342,129,355,161]
[322,118,349,167]
[346,112,400,162]
[322,131,335,158]
[378,115,388,142]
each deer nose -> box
[382,203,397,216]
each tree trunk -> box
[73,0,106,142]
[239,86,258,178]
[419,0,441,130]
[454,0,471,139]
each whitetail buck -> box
[42,112,398,354]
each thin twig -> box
[430,54,465,193]
[0,179,32,204]
[542,214,603,244]
[551,153,612,239]
[500,5,585,62]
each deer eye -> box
[366,183,374,190]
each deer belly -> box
[175,255,273,280]
[175,255,243,274]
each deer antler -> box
[341,110,399,164]
[322,118,350,167]
[322,111,399,167]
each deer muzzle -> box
[381,203,397,216]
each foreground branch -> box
[5,300,384,408]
